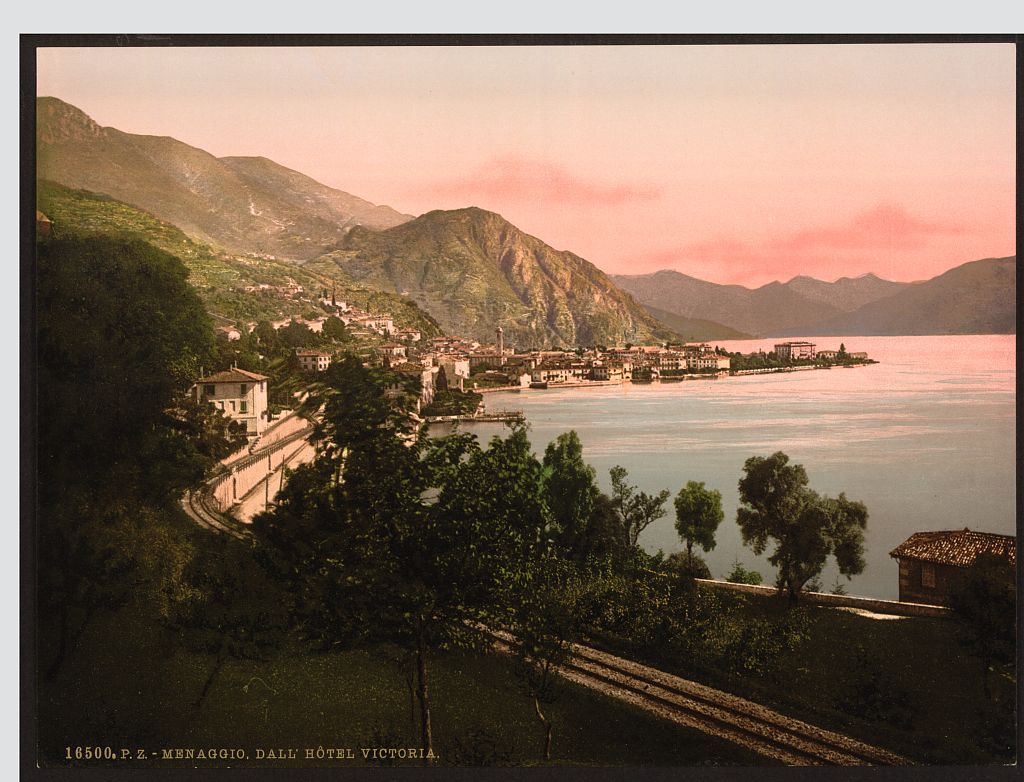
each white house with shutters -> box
[194,367,270,436]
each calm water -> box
[436,335,1016,599]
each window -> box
[240,384,248,395]
[230,401,236,412]
[240,401,247,413]
[204,385,215,396]
[921,562,936,589]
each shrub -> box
[726,560,762,585]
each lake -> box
[433,335,1016,600]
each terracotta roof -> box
[889,529,1016,568]
[198,368,269,383]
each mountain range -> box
[37,96,1015,343]
[773,257,1016,337]
[614,263,1015,338]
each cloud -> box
[412,154,661,207]
[637,204,970,284]
[776,204,967,253]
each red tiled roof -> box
[198,368,269,383]
[889,529,1016,568]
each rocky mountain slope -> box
[308,207,678,347]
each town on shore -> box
[199,288,873,435]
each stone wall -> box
[694,578,952,619]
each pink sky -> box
[36,44,1015,287]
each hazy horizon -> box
[37,44,1015,287]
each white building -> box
[195,367,270,436]
[774,341,816,361]
[296,349,332,372]
[688,354,731,371]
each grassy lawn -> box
[586,589,1009,766]
[37,606,770,768]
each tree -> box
[726,560,763,585]
[609,466,671,548]
[278,319,318,349]
[36,233,218,676]
[322,315,351,343]
[542,432,599,561]
[164,536,286,710]
[664,550,711,579]
[251,320,280,353]
[736,452,867,604]
[254,358,551,764]
[508,555,580,761]
[165,393,249,477]
[673,481,724,573]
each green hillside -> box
[36,180,442,337]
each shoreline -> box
[471,362,875,397]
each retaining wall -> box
[695,578,951,619]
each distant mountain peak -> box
[312,206,676,346]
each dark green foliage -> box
[164,394,249,480]
[697,608,812,679]
[543,432,600,561]
[726,560,763,585]
[37,233,216,502]
[321,315,351,342]
[277,319,320,349]
[835,644,915,729]
[736,452,867,603]
[37,180,441,334]
[253,358,552,760]
[674,481,724,572]
[36,232,225,679]
[664,551,712,580]
[421,389,483,417]
[163,537,287,709]
[579,571,809,683]
[251,320,280,352]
